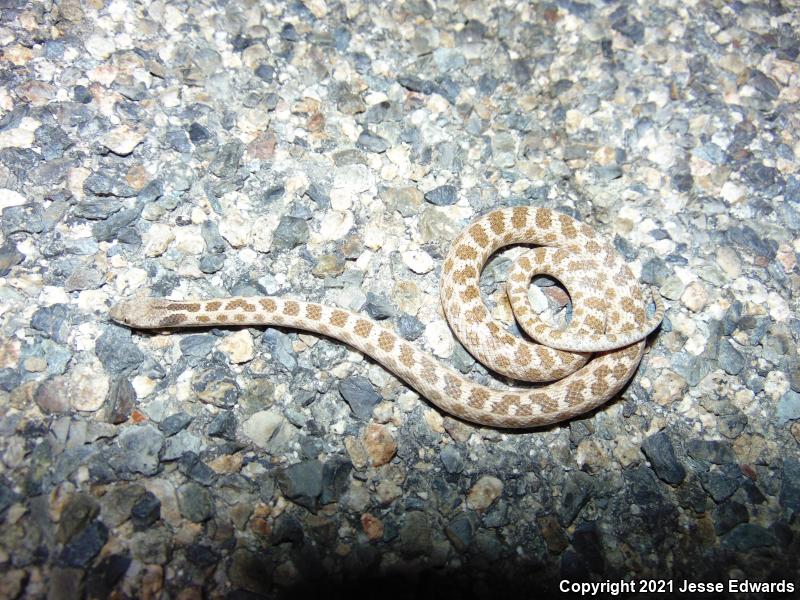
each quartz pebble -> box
[401,250,434,274]
[100,126,144,156]
[466,475,503,511]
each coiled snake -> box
[110,206,663,428]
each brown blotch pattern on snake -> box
[469,224,489,248]
[378,331,395,352]
[259,299,277,312]
[330,310,349,327]
[159,314,188,327]
[226,299,255,311]
[170,303,201,313]
[354,319,373,337]
[399,344,415,368]
[306,304,322,320]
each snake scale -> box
[110,206,663,428]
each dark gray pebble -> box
[397,314,424,341]
[59,521,108,567]
[356,130,389,153]
[424,184,458,206]
[364,292,396,320]
[177,482,215,522]
[158,412,193,436]
[276,460,324,512]
[272,216,309,250]
[208,411,237,441]
[104,377,136,425]
[641,431,686,485]
[338,375,381,420]
[131,491,161,530]
[95,327,145,375]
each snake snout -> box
[108,301,126,324]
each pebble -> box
[491,132,517,168]
[318,210,354,241]
[100,126,144,156]
[424,185,458,206]
[681,281,708,312]
[276,460,323,512]
[398,511,433,557]
[70,364,109,412]
[2,203,44,234]
[0,189,26,210]
[659,275,685,300]
[161,430,203,461]
[401,250,434,274]
[131,492,161,530]
[440,445,464,474]
[56,493,100,543]
[0,0,797,591]
[207,411,236,440]
[360,513,384,541]
[218,212,250,248]
[116,425,164,476]
[263,329,297,373]
[362,423,397,467]
[717,339,746,375]
[364,293,396,320]
[272,513,304,545]
[397,314,425,341]
[339,376,381,420]
[722,523,776,552]
[559,472,593,526]
[466,475,503,511]
[641,431,686,485]
[383,187,423,217]
[776,390,800,425]
[686,439,736,465]
[313,253,345,277]
[59,521,108,567]
[242,411,295,452]
[356,130,389,153]
[95,327,145,375]
[217,331,254,364]
[177,483,214,523]
[333,164,373,195]
[424,320,454,359]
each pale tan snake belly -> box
[110,206,663,428]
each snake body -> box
[110,206,662,428]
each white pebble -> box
[250,214,281,253]
[333,164,373,194]
[143,223,175,257]
[84,34,116,59]
[425,320,454,358]
[681,281,708,312]
[174,227,205,254]
[402,250,434,274]
[217,330,254,363]
[0,119,37,149]
[0,188,26,210]
[100,125,143,156]
[70,364,109,411]
[318,210,353,241]
[219,211,250,248]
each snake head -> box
[109,298,161,329]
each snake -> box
[110,206,663,428]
